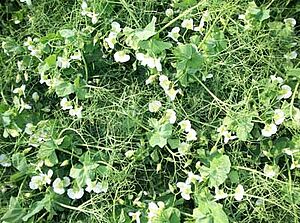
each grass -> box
[0,0,300,222]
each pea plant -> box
[1,0,300,222]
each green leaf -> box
[55,82,75,97]
[74,75,87,99]
[139,39,172,55]
[173,44,203,86]
[193,200,229,223]
[45,54,57,67]
[174,44,193,60]
[96,165,110,177]
[118,209,126,223]
[69,165,86,187]
[236,121,254,141]
[70,153,99,187]
[135,17,157,41]
[40,33,60,44]
[38,141,58,167]
[58,29,75,39]
[168,138,180,149]
[200,154,231,188]
[159,123,173,138]
[1,197,26,223]
[12,153,28,172]
[22,201,44,221]
[202,29,227,55]
[150,149,160,162]
[2,38,24,56]
[22,193,55,222]
[161,208,181,223]
[149,132,168,148]
[287,68,300,81]
[229,170,239,184]
[174,0,197,9]
[226,111,256,141]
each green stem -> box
[290,82,299,119]
[192,74,230,109]
[157,0,207,34]
[233,166,291,185]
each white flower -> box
[291,161,300,170]
[186,128,197,141]
[238,14,245,20]
[273,109,285,125]
[270,75,283,84]
[145,75,157,85]
[283,148,295,156]
[17,60,25,71]
[284,18,296,27]
[125,150,135,158]
[13,97,32,113]
[40,74,51,86]
[165,8,174,17]
[263,164,279,178]
[167,27,180,42]
[178,120,191,132]
[24,37,33,48]
[165,109,176,124]
[136,53,162,71]
[111,21,122,33]
[261,123,277,137]
[13,84,26,97]
[81,1,88,15]
[20,0,32,6]
[284,51,297,60]
[85,178,108,193]
[104,32,117,49]
[57,57,70,69]
[214,188,228,200]
[70,51,82,60]
[195,11,209,31]
[181,18,193,30]
[69,106,83,118]
[29,175,43,190]
[148,201,165,222]
[67,187,84,200]
[153,58,162,72]
[159,75,171,91]
[32,92,39,102]
[29,169,53,190]
[25,123,35,135]
[186,172,202,184]
[178,142,191,155]
[217,125,227,136]
[202,10,210,21]
[60,98,73,110]
[129,211,141,223]
[86,12,99,24]
[41,169,53,185]
[53,177,70,195]
[136,53,145,62]
[114,51,130,63]
[0,154,11,167]
[234,184,244,201]
[223,131,237,144]
[148,100,162,113]
[30,48,42,58]
[278,85,292,100]
[202,73,213,81]
[165,87,179,101]
[176,182,192,200]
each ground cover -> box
[0,0,300,222]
